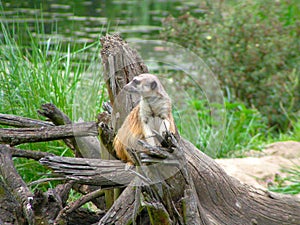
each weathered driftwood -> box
[38,103,108,213]
[0,106,105,224]
[0,145,35,224]
[40,156,134,187]
[0,122,98,146]
[33,181,103,225]
[97,34,300,224]
[38,103,73,125]
[9,145,55,160]
[0,178,24,224]
[0,143,60,224]
[0,33,300,225]
[38,103,102,158]
[54,187,105,224]
[100,33,149,131]
[183,139,300,225]
[0,113,53,127]
[0,143,103,224]
[41,139,300,225]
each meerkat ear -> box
[150,81,157,90]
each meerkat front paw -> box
[125,162,135,170]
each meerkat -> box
[113,73,176,165]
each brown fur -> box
[113,105,143,165]
[113,74,175,165]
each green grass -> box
[0,22,102,119]
[175,98,269,158]
[0,19,105,187]
[268,166,300,195]
[1,7,299,195]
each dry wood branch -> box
[38,103,72,125]
[100,33,148,105]
[32,182,74,224]
[54,188,105,224]
[98,181,136,225]
[39,103,106,210]
[8,145,55,160]
[0,145,35,224]
[0,122,98,146]
[33,179,102,224]
[0,175,24,224]
[39,103,102,158]
[40,156,134,187]
[34,184,100,225]
[182,139,300,225]
[38,103,78,153]
[100,34,149,130]
[0,113,53,128]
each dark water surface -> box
[1,0,204,44]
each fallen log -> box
[0,33,299,224]
[40,138,300,224]
[96,34,300,224]
[0,145,35,224]
[0,113,53,127]
[40,155,133,187]
[0,122,98,146]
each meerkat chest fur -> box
[139,96,171,137]
[133,75,174,146]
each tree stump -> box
[0,34,299,224]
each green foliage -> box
[175,99,268,158]
[1,0,299,193]
[293,119,300,141]
[0,20,104,185]
[268,166,300,195]
[222,101,267,156]
[0,22,100,118]
[161,0,300,132]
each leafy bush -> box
[175,99,268,158]
[161,0,300,131]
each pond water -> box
[1,0,204,45]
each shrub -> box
[175,99,268,157]
[161,0,300,131]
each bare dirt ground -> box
[215,141,300,197]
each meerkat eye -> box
[132,79,141,85]
[150,81,157,90]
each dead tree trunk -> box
[0,34,299,225]
[96,34,300,224]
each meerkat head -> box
[124,73,166,98]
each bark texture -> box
[0,34,299,225]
